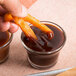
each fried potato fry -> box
[4,13,37,40]
[24,14,54,39]
[4,13,54,40]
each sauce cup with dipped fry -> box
[4,13,66,69]
[21,21,66,69]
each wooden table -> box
[0,0,76,76]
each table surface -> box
[0,0,76,76]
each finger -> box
[0,0,27,17]
[8,22,19,33]
[20,0,37,8]
[0,6,7,15]
[0,17,10,32]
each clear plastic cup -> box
[0,32,13,63]
[21,21,66,69]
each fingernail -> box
[0,22,10,32]
[9,23,19,33]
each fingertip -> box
[0,22,10,32]
[12,5,27,17]
[9,23,19,33]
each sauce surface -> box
[22,24,65,52]
[0,31,9,47]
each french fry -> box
[4,13,54,40]
[14,17,37,39]
[4,13,37,40]
[24,14,54,39]
[4,13,13,21]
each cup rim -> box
[21,21,66,55]
[0,32,13,49]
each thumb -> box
[0,0,27,17]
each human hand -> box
[0,0,37,33]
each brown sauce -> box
[0,31,9,47]
[0,31,10,63]
[22,24,64,52]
